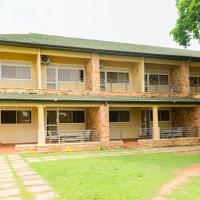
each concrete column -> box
[85,53,100,92]
[37,49,42,89]
[86,104,110,144]
[37,106,45,145]
[152,106,160,140]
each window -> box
[59,111,85,123]
[17,111,31,124]
[190,76,200,87]
[1,110,31,124]
[109,111,130,122]
[1,61,31,80]
[58,68,84,82]
[150,110,170,121]
[148,73,169,85]
[1,111,16,124]
[107,72,129,83]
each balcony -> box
[100,80,141,93]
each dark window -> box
[80,70,84,82]
[159,75,169,85]
[17,111,31,124]
[190,76,200,87]
[149,74,159,85]
[118,73,129,83]
[47,111,57,125]
[109,111,130,122]
[107,72,129,83]
[150,110,170,121]
[109,111,119,122]
[107,72,118,83]
[59,111,72,123]
[73,111,85,123]
[1,111,16,124]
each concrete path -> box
[26,145,200,163]
[0,154,58,200]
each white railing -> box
[110,129,122,141]
[138,128,152,139]
[160,127,198,139]
[100,80,141,93]
[46,130,98,143]
[16,131,37,144]
[145,84,182,94]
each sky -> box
[0,0,199,50]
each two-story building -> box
[0,33,200,152]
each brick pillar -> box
[85,53,100,92]
[86,104,110,144]
[152,106,160,140]
[37,106,45,145]
[172,106,200,137]
[170,61,190,95]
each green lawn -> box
[29,152,200,200]
[169,176,200,200]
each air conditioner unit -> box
[41,55,51,65]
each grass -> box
[29,152,200,200]
[169,176,200,200]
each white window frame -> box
[0,60,32,80]
[46,64,84,89]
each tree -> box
[170,0,200,47]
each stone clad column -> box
[170,61,190,95]
[37,49,42,89]
[152,106,160,140]
[86,104,110,144]
[37,106,45,145]
[85,53,100,92]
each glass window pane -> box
[109,111,119,122]
[159,75,169,85]
[46,68,56,82]
[47,111,57,125]
[197,77,200,87]
[118,73,129,83]
[80,70,84,82]
[73,111,85,123]
[190,77,197,86]
[17,67,31,79]
[1,111,16,124]
[119,111,130,122]
[149,74,159,85]
[107,72,118,83]
[2,65,16,79]
[17,111,31,124]
[159,110,170,121]
[59,111,72,123]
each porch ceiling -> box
[0,93,200,105]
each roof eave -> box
[0,40,199,62]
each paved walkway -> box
[26,145,200,163]
[0,154,58,200]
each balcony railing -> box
[100,80,141,93]
[190,86,200,94]
[138,127,197,140]
[145,84,182,94]
[110,129,122,141]
[46,130,98,143]
[138,128,152,139]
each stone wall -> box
[86,104,110,144]
[171,106,200,137]
[138,137,200,147]
[85,53,100,92]
[170,61,190,95]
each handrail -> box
[145,84,182,93]
[138,128,152,139]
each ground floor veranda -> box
[0,102,199,152]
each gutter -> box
[0,40,200,62]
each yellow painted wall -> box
[101,60,142,92]
[0,107,38,144]
[109,107,141,139]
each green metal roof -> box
[0,33,200,60]
[0,93,199,104]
